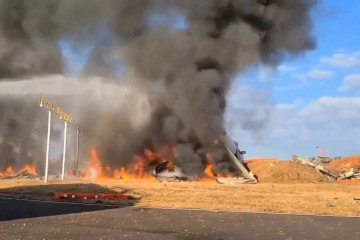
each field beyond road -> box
[0,179,359,217]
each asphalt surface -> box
[0,197,359,240]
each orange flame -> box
[204,161,215,177]
[85,146,179,180]
[19,164,37,175]
[0,164,37,177]
[203,153,216,178]
[203,153,236,179]
[84,145,238,181]
[85,148,103,179]
[5,166,14,176]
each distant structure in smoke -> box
[0,0,317,175]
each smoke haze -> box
[0,0,317,176]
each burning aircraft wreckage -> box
[152,136,258,183]
[82,134,258,184]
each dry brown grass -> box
[1,179,360,216]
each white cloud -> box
[299,97,360,121]
[289,50,359,83]
[321,52,360,69]
[277,65,298,72]
[307,69,336,79]
[339,74,360,92]
[274,100,303,111]
[293,69,335,81]
[228,96,360,159]
[258,65,275,82]
[292,73,307,81]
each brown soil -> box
[247,159,331,183]
[324,156,360,172]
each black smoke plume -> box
[0,0,317,176]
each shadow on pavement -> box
[0,183,138,221]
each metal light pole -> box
[40,97,73,183]
[61,121,68,180]
[75,123,80,176]
[44,110,52,184]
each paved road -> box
[0,197,359,240]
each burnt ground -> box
[0,197,359,240]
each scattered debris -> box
[154,162,190,182]
[326,203,335,208]
[216,177,255,185]
[325,156,360,172]
[153,146,258,184]
[292,156,360,182]
[225,147,258,183]
[0,170,38,180]
[155,161,175,174]
[155,175,189,182]
[338,168,360,180]
[292,156,338,180]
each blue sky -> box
[226,1,360,159]
[234,0,360,104]
[58,1,360,159]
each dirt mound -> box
[247,159,331,183]
[324,156,360,172]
